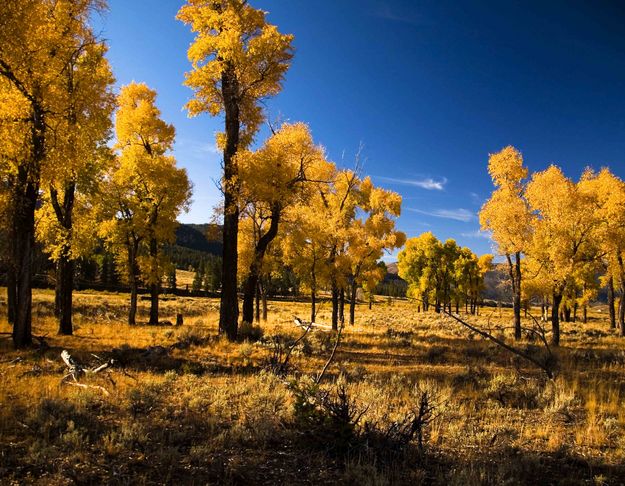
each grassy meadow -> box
[1,289,624,485]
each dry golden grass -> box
[0,289,624,484]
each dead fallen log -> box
[60,350,115,395]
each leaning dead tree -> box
[61,350,115,395]
[410,298,556,379]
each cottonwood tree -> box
[37,42,115,335]
[480,146,532,340]
[0,0,106,347]
[344,179,405,325]
[578,168,625,333]
[399,232,489,315]
[525,165,599,346]
[237,122,331,325]
[178,0,294,340]
[101,83,191,325]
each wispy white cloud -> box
[407,207,474,222]
[460,229,492,239]
[175,138,221,158]
[376,176,447,191]
[371,4,429,27]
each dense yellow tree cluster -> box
[398,232,492,315]
[481,147,625,345]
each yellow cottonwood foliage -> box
[36,42,115,262]
[177,0,294,148]
[237,122,332,281]
[101,83,191,285]
[524,165,599,293]
[479,146,532,255]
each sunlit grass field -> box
[1,289,624,484]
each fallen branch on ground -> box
[409,298,555,379]
[60,350,115,395]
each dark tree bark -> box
[261,281,267,322]
[339,287,345,327]
[242,203,280,325]
[349,280,357,326]
[148,237,159,325]
[50,182,76,335]
[7,269,16,324]
[608,276,616,329]
[219,65,241,341]
[127,237,140,326]
[255,281,260,323]
[310,257,317,323]
[13,174,38,347]
[582,306,587,324]
[331,281,339,331]
[563,306,571,323]
[551,292,563,346]
[506,252,522,340]
[12,101,46,348]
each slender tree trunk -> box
[563,306,571,323]
[51,182,76,335]
[349,280,357,326]
[583,305,587,324]
[255,281,260,323]
[619,288,625,337]
[219,65,241,341]
[551,293,562,346]
[148,237,159,325]
[7,267,16,325]
[127,239,139,326]
[57,257,74,335]
[608,276,616,329]
[242,206,280,325]
[261,280,267,321]
[310,259,317,323]
[331,281,339,331]
[573,303,578,323]
[506,252,522,341]
[339,288,345,327]
[368,294,372,310]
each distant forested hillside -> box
[167,223,223,270]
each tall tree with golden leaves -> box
[237,122,331,325]
[178,0,294,340]
[37,42,115,335]
[525,165,599,346]
[479,146,531,340]
[101,83,191,325]
[0,0,107,347]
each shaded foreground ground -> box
[1,289,625,485]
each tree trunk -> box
[242,205,280,325]
[331,282,339,331]
[583,305,587,324]
[339,288,345,327]
[310,259,317,323]
[57,257,74,335]
[619,288,625,337]
[127,238,140,326]
[608,276,616,329]
[506,252,522,341]
[219,65,241,341]
[349,281,357,326]
[13,167,39,347]
[7,269,16,325]
[148,237,159,325]
[551,293,562,346]
[261,281,267,321]
[573,303,577,323]
[255,282,260,323]
[563,306,571,323]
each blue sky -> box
[94,0,625,259]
